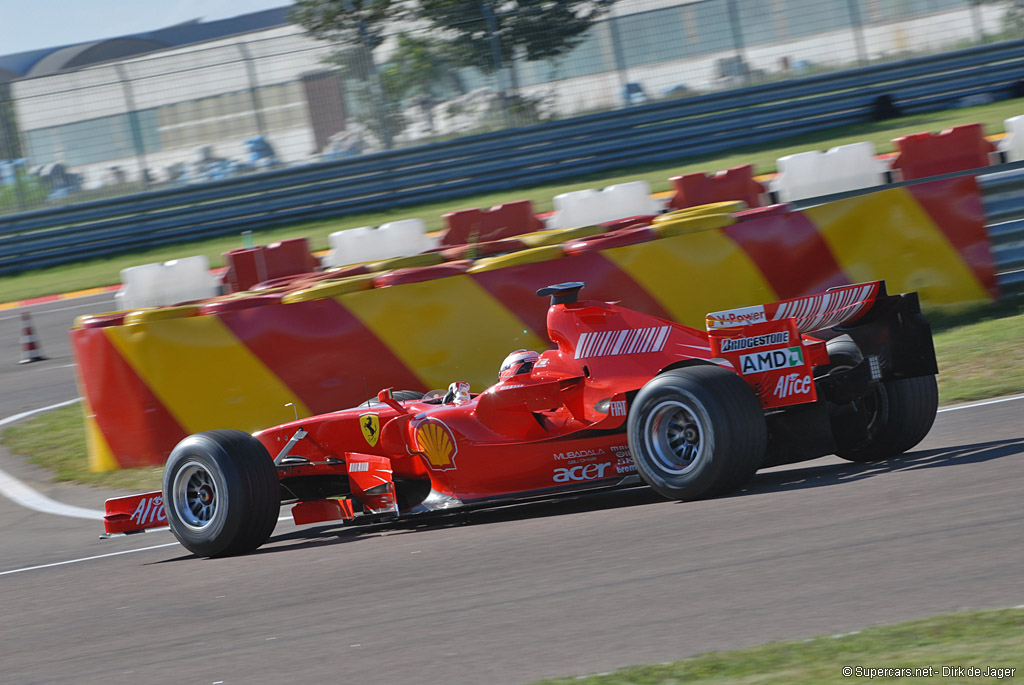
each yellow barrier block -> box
[104,315,311,434]
[123,305,201,325]
[604,231,776,327]
[467,245,565,273]
[281,274,376,303]
[83,400,119,472]
[519,225,602,248]
[367,252,445,272]
[341,276,547,390]
[656,201,747,221]
[806,188,990,305]
[651,213,736,238]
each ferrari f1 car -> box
[103,280,939,557]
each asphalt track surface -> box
[0,297,1022,684]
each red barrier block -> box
[222,238,321,293]
[563,226,657,254]
[734,203,791,220]
[441,201,544,246]
[890,123,996,181]
[668,165,765,210]
[199,293,286,315]
[599,214,658,231]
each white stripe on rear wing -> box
[706,282,882,334]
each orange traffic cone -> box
[19,311,46,364]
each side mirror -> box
[377,387,407,414]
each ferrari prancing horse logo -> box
[360,413,380,447]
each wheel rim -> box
[643,399,706,475]
[857,383,891,440]
[171,460,219,530]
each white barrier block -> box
[999,115,1024,162]
[324,219,430,267]
[548,181,661,229]
[116,255,219,310]
[772,142,887,202]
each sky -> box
[0,0,294,56]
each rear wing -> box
[706,282,882,334]
[705,281,937,410]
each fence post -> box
[237,42,268,137]
[846,0,868,65]
[114,64,150,188]
[970,2,984,43]
[607,15,629,107]
[480,0,511,128]
[0,83,27,211]
[725,0,748,84]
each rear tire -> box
[627,366,766,501]
[163,430,280,557]
[836,375,938,462]
[814,335,862,376]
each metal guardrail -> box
[980,169,1024,296]
[3,40,1024,279]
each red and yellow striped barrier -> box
[71,176,997,470]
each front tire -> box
[163,429,280,557]
[627,366,766,501]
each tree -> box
[968,0,1024,36]
[380,34,467,134]
[415,0,615,76]
[290,0,406,147]
[380,34,465,101]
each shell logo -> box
[415,420,458,471]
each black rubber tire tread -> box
[627,365,767,501]
[837,374,939,462]
[162,429,280,557]
[814,335,862,376]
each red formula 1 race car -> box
[103,281,939,557]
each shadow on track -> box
[742,437,1024,497]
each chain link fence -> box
[0,0,1016,214]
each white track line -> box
[937,394,1024,413]
[0,297,117,321]
[0,468,103,520]
[0,398,104,520]
[0,543,180,576]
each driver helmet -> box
[499,349,540,381]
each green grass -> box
[3,97,1024,303]
[933,299,1024,404]
[536,608,1023,684]
[1,403,163,492]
